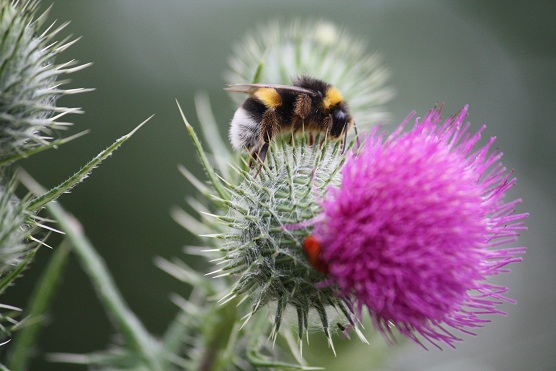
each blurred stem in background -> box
[7,239,71,370]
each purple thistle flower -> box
[312,105,528,348]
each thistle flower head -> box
[312,106,528,348]
[0,0,90,162]
[226,19,394,130]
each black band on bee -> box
[293,75,332,96]
[242,97,267,123]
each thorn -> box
[205,268,223,276]
[176,99,191,128]
[328,334,337,357]
[239,311,253,330]
[212,272,230,278]
[354,326,369,344]
[218,293,238,306]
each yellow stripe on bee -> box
[323,87,343,109]
[254,88,282,108]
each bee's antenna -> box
[353,122,360,150]
[254,164,263,178]
[253,143,269,178]
[341,125,349,154]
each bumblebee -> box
[226,75,354,165]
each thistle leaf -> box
[26,116,152,212]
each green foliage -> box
[0,2,150,367]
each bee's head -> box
[330,106,352,138]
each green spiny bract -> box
[0,0,89,163]
[212,137,362,345]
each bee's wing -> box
[224,83,317,96]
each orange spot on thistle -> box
[303,235,329,274]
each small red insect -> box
[302,235,329,274]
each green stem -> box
[8,240,71,371]
[197,299,239,371]
[246,312,322,371]
[44,201,162,369]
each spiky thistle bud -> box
[0,0,90,163]
[0,0,91,280]
[1,0,90,343]
[0,0,89,282]
[212,138,364,346]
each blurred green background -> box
[2,1,555,370]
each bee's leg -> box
[339,120,358,153]
[289,118,304,146]
[253,109,277,176]
[294,94,311,120]
[253,143,269,177]
[288,129,296,145]
[320,115,333,148]
[290,120,306,146]
[248,149,258,168]
[258,142,270,164]
[341,128,348,153]
[353,122,360,150]
[294,94,311,144]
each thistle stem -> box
[197,298,239,371]
[44,200,162,369]
[8,240,71,371]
